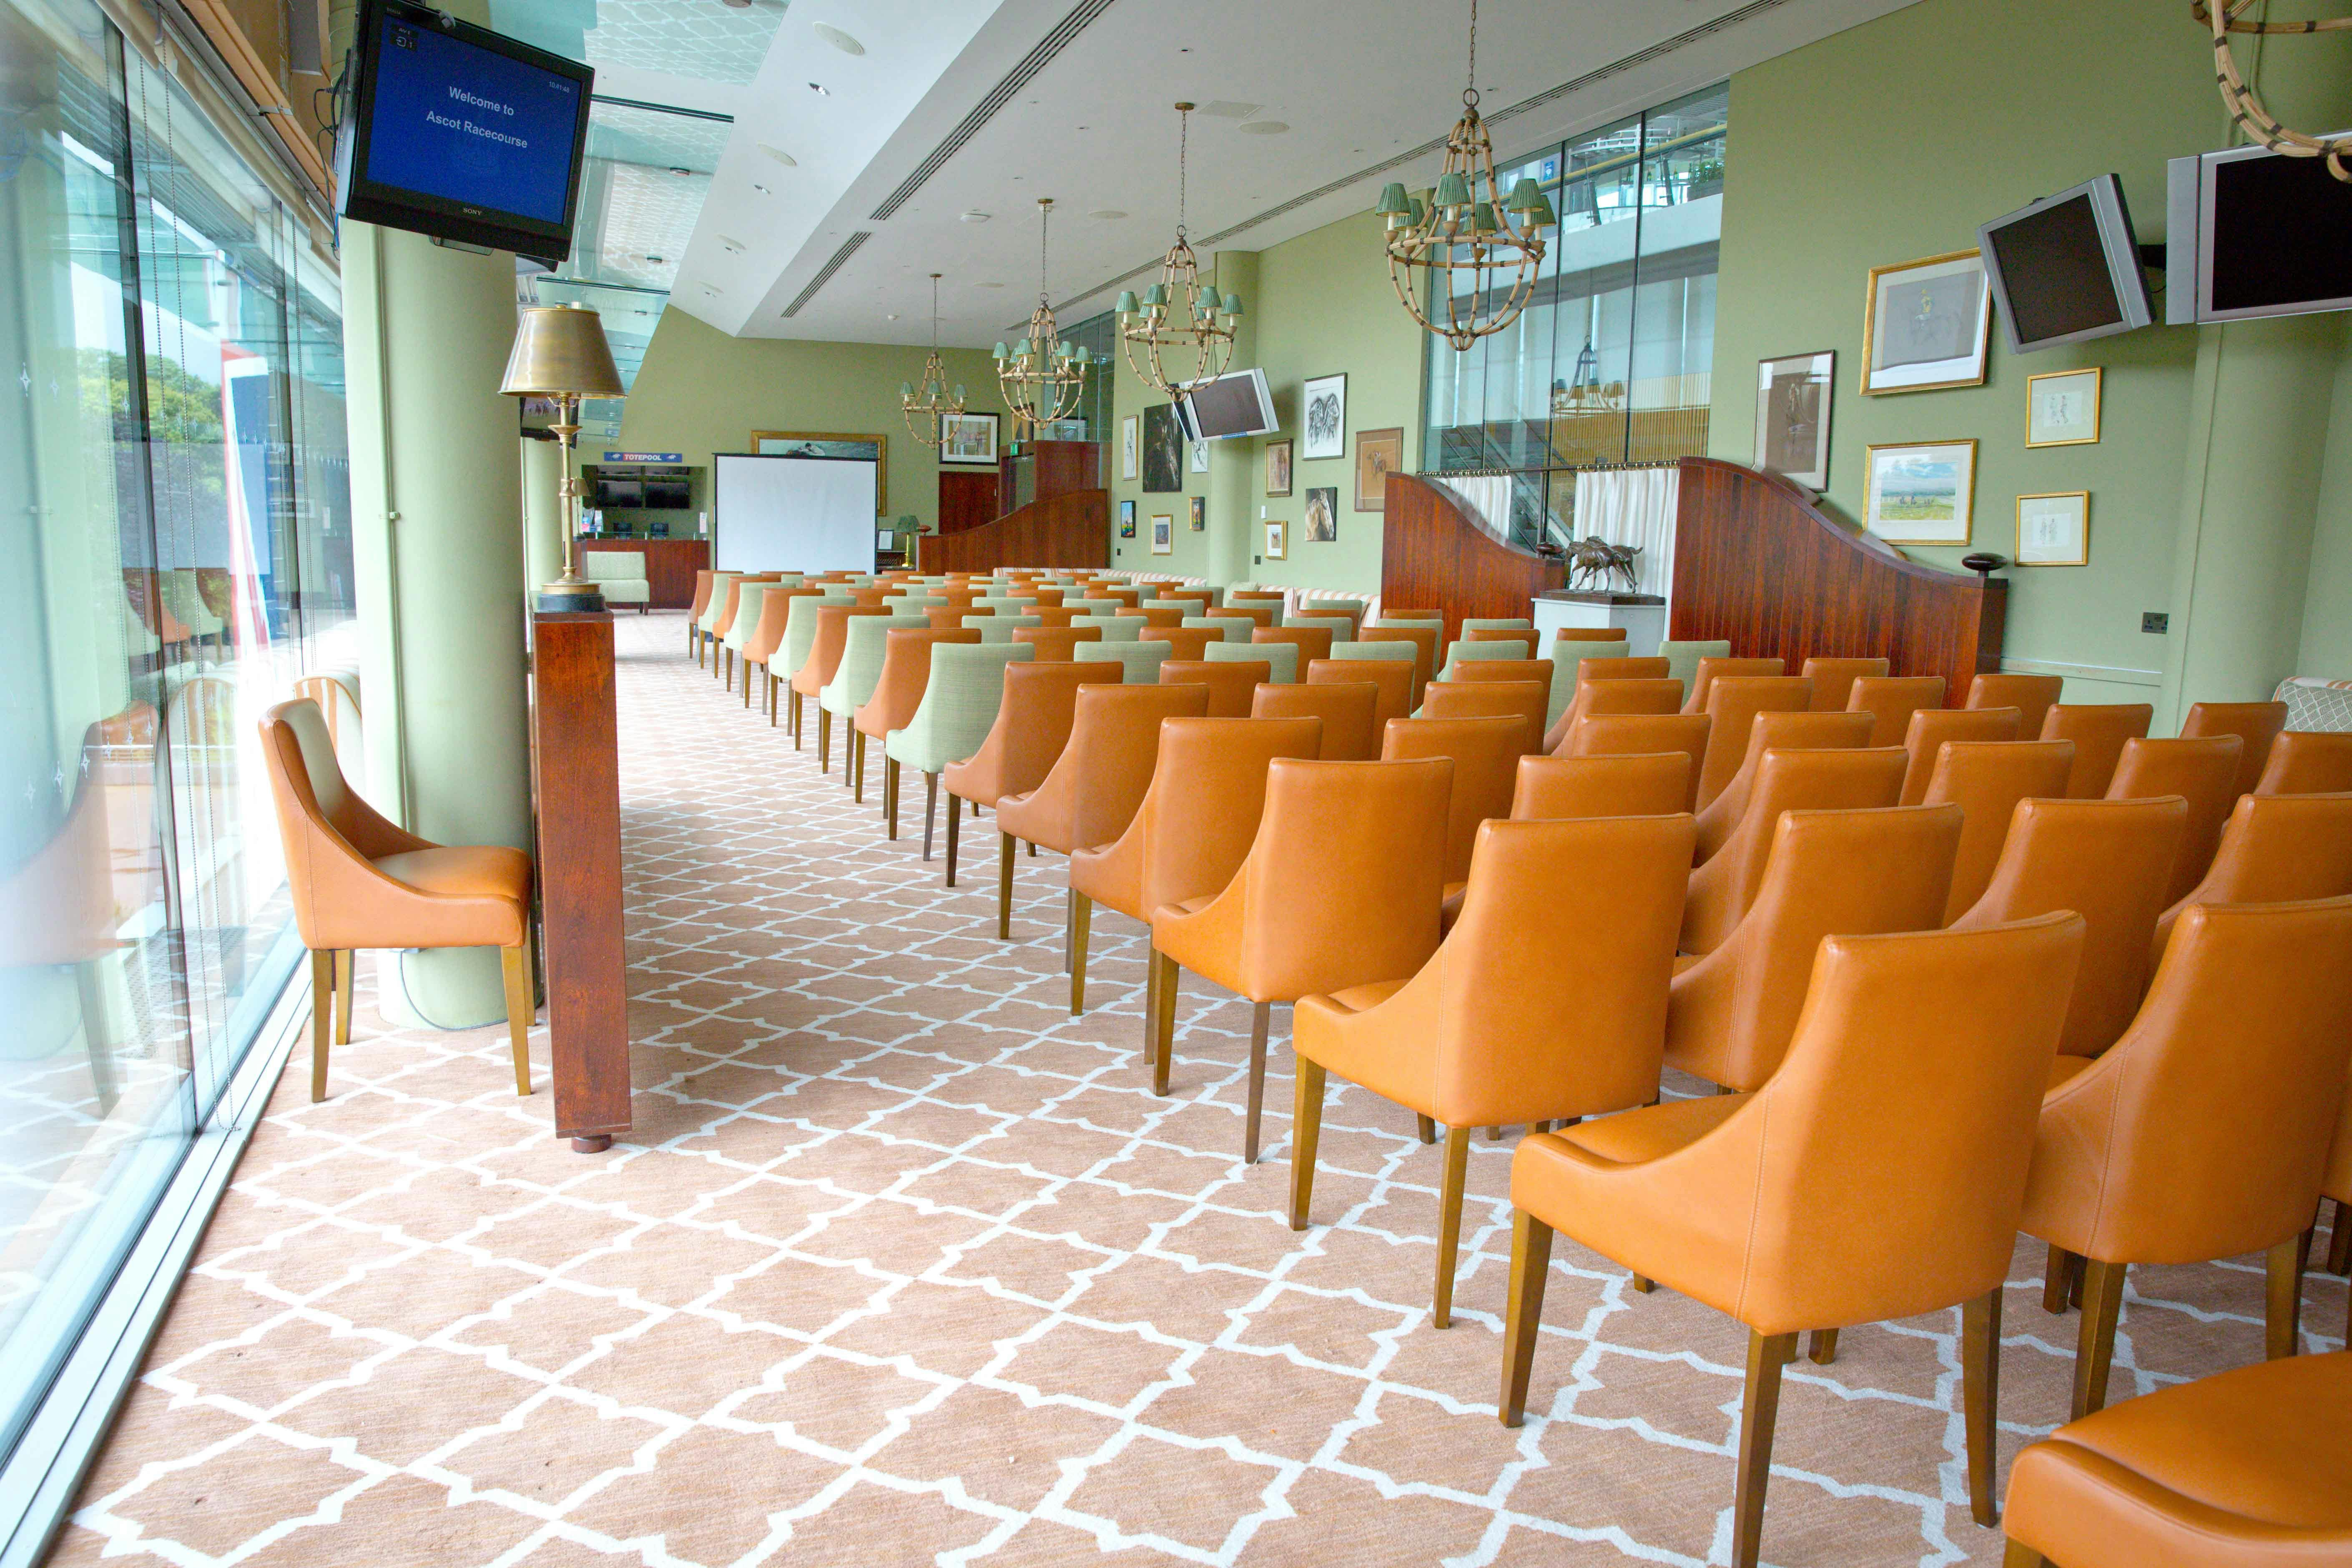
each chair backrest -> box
[1559,712,1712,812]
[2151,791,2352,965]
[1182,615,1252,644]
[1668,803,1969,1094]
[1253,680,1382,760]
[1074,614,1147,642]
[1659,638,1732,694]
[1682,746,1911,955]
[823,614,925,709]
[1255,625,1335,665]
[258,698,427,946]
[858,627,982,732]
[1920,738,2077,922]
[1461,617,1532,632]
[1021,682,1213,850]
[2256,730,2352,795]
[1561,678,1686,739]
[1143,626,1220,662]
[1136,605,1186,629]
[1074,640,1173,682]
[1012,626,1102,661]
[1436,638,1533,683]
[2041,702,2153,798]
[1899,705,2023,805]
[1308,657,1411,731]
[1951,796,2186,1059]
[796,605,889,692]
[1696,675,1815,809]
[745,587,820,665]
[1511,753,1689,821]
[582,550,645,583]
[962,659,1127,798]
[1212,603,1280,630]
[1965,672,2064,738]
[1126,717,1327,914]
[973,616,1044,642]
[689,569,716,622]
[2180,700,2289,798]
[778,591,834,677]
[1159,659,1268,717]
[895,643,1037,770]
[1694,710,1876,862]
[1581,655,1667,681]
[1291,612,1360,645]
[1232,758,1452,999]
[723,584,773,652]
[1381,715,1524,883]
[1846,674,1948,748]
[1463,627,1538,657]
[1800,656,1890,713]
[1208,638,1297,683]
[698,571,743,634]
[1446,657,1555,727]
[1421,678,1547,756]
[2104,734,2243,903]
[2029,896,2352,1264]
[1360,625,1438,691]
[1684,655,1786,713]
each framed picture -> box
[1265,439,1293,497]
[1863,439,1978,545]
[1861,251,1991,394]
[1150,513,1173,555]
[939,411,999,466]
[2016,490,2090,566]
[1121,415,1139,481]
[1354,427,1402,512]
[1189,495,1205,532]
[1118,499,1137,539]
[1141,403,1183,492]
[1300,373,1347,460]
[751,430,887,511]
[1303,485,1338,543]
[2026,367,2102,447]
[1190,438,1210,474]
[1754,351,1834,489]
[1263,518,1287,560]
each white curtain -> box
[1571,466,1680,598]
[1433,475,1516,548]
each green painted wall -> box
[2297,316,2352,676]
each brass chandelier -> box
[993,198,1090,435]
[1116,103,1244,398]
[900,273,965,448]
[1375,0,1558,351]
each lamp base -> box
[537,579,607,615]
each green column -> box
[1207,251,1260,586]
[522,434,565,595]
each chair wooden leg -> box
[1499,1209,1554,1427]
[1486,1124,1502,1140]
[818,710,832,773]
[945,794,961,886]
[500,943,534,1096]
[2073,1258,2127,1417]
[1243,1000,1270,1164]
[1069,892,1090,1015]
[790,689,803,746]
[1289,1058,1326,1230]
[1152,948,1178,1096]
[333,948,354,1046]
[1416,1114,1436,1145]
[922,772,938,859]
[2267,1234,2307,1359]
[1630,1274,1654,1294]
[743,659,753,705]
[1963,1285,2002,1526]
[308,948,333,1101]
[2042,1243,2077,1315]
[1733,1330,1798,1568]
[884,756,899,838]
[1807,1328,1839,1365]
[2002,1540,2046,1568]
[852,731,866,803]
[1434,1125,1472,1327]
[997,831,1015,939]
[2327,1200,2351,1276]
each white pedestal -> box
[1533,592,1668,657]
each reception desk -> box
[578,537,708,609]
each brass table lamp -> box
[502,303,626,613]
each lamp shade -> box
[500,304,624,398]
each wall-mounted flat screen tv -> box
[594,475,644,509]
[643,475,692,509]
[1177,368,1279,441]
[1978,174,2152,352]
[2167,140,2352,325]
[335,0,594,262]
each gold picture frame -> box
[1354,426,1402,512]
[2025,367,2102,448]
[1150,513,1173,555]
[2015,490,2090,566]
[1263,518,1287,561]
[1265,438,1293,497]
[750,430,888,512]
[1860,249,1991,396]
[1863,438,1977,546]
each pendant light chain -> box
[994,197,1087,434]
[1117,101,1241,397]
[1464,0,1478,106]
[1177,107,1189,240]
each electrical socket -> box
[2142,611,2169,634]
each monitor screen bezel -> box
[2195,137,2352,325]
[1976,173,2152,354]
[1175,367,1278,442]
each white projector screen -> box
[712,452,878,573]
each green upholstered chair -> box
[1546,638,1628,729]
[1320,597,1373,622]
[1661,638,1732,695]
[1127,582,1162,601]
[974,616,1044,642]
[1326,640,1418,670]
[777,594,834,746]
[1207,638,1298,683]
[1075,640,1175,681]
[1436,638,1534,684]
[821,615,924,799]
[1073,614,1146,642]
[1068,598,1122,617]
[886,643,1035,860]
[697,571,742,665]
[1461,617,1533,632]
[1181,615,1250,643]
[1289,613,1356,643]
[720,582,769,684]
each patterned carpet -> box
[48,609,2348,1568]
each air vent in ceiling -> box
[782,230,872,317]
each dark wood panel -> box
[920,488,1109,573]
[530,612,630,1152]
[1669,457,2004,702]
[937,469,999,535]
[577,537,708,609]
[1378,473,1566,647]
[997,440,1101,517]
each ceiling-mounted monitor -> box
[2166,140,2352,326]
[335,0,594,263]
[1176,368,1279,441]
[1977,174,2153,353]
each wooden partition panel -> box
[919,488,1108,573]
[1378,473,1565,645]
[1670,457,2004,701]
[938,469,999,534]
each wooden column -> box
[530,611,630,1151]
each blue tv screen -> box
[336,0,592,261]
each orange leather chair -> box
[1667,803,1962,1090]
[1150,758,1451,1162]
[1539,659,1672,752]
[2151,791,2352,966]
[687,569,716,657]
[1254,625,1333,667]
[2257,730,2352,795]
[1381,715,1524,893]
[1694,676,1814,811]
[797,605,889,772]
[2104,734,2243,903]
[924,607,983,630]
[1446,657,1555,723]
[1512,753,1689,822]
[1158,659,1267,718]
[1899,705,2022,804]
[709,573,780,684]
[846,587,893,607]
[1506,913,2085,1568]
[1252,680,1381,760]
[1966,672,2064,739]
[1359,625,1437,697]
[1846,673,1948,747]
[858,629,981,841]
[2024,896,2352,1417]
[1421,678,1548,756]
[743,587,820,720]
[1158,589,1213,614]
[1683,656,1785,713]
[1799,656,1889,712]
[1694,710,1875,862]
[1142,626,1219,662]
[259,699,535,1102]
[1559,678,1684,738]
[1923,739,2078,922]
[1307,657,1412,731]
[1012,626,1102,661]
[1228,589,1286,609]
[1028,606,1081,629]
[1681,747,1910,955]
[1210,603,1279,632]
[940,662,1122,887]
[1556,713,1711,813]
[1292,815,1694,1322]
[1069,716,1323,1025]
[2002,1350,2352,1568]
[1136,605,1185,629]
[994,684,1210,941]
[2181,699,2289,798]
[2042,703,2153,798]
[1950,797,2185,1061]
[1463,627,1537,657]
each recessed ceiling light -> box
[718,235,745,253]
[806,81,830,95]
[669,166,693,175]
[975,281,1006,289]
[959,210,990,223]
[758,143,797,166]
[751,181,772,194]
[1089,209,1127,220]
[646,253,666,263]
[811,21,863,54]
[1239,121,1289,135]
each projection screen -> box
[712,452,878,573]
